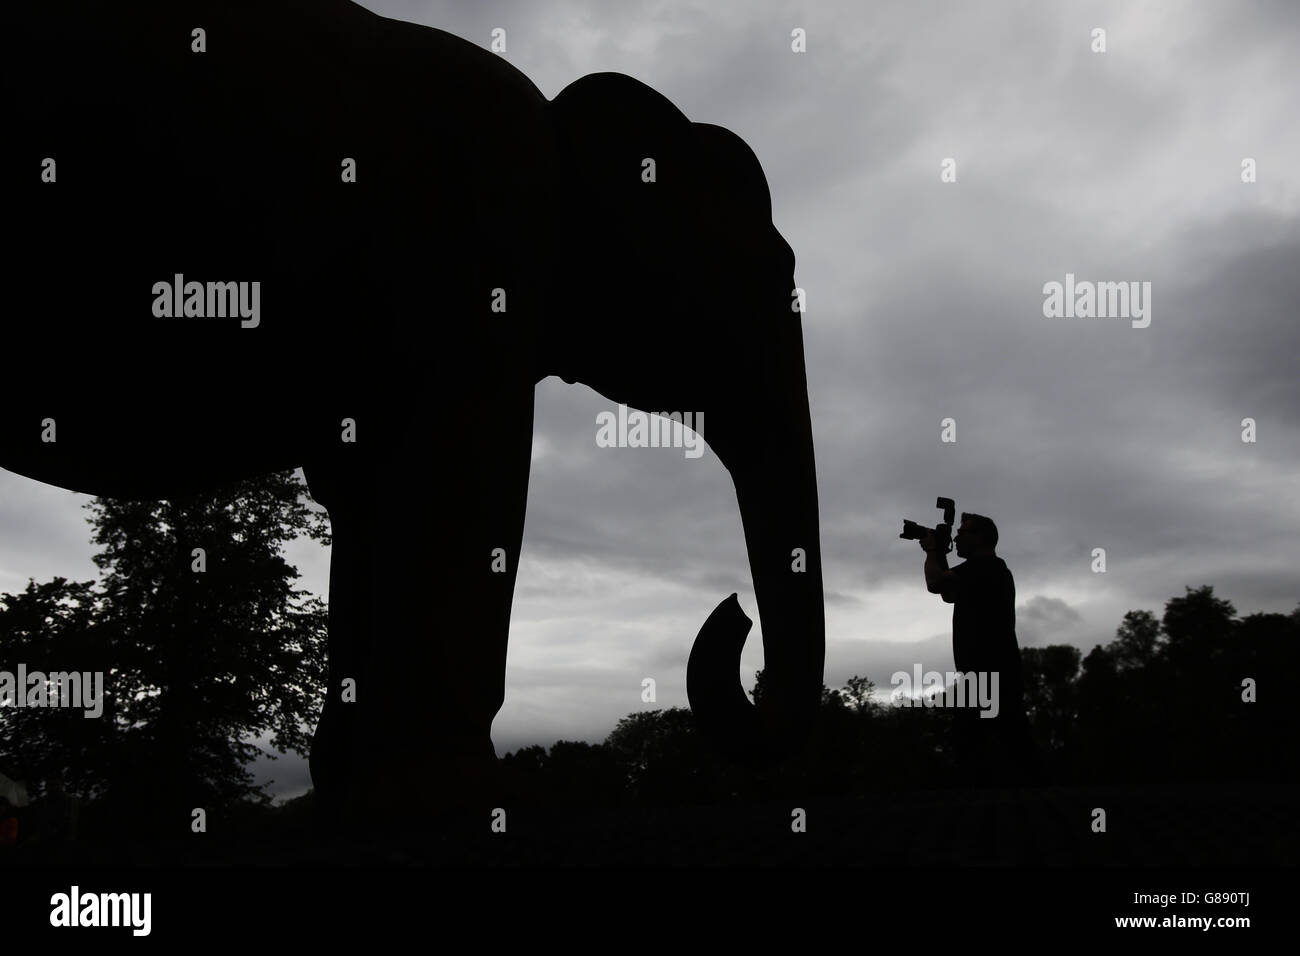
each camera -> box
[900,496,956,552]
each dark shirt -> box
[942,554,1023,702]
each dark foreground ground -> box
[4,782,1296,867]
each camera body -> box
[900,497,956,551]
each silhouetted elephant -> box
[2,0,824,815]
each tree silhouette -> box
[1233,609,1300,779]
[0,470,330,836]
[1110,610,1162,672]
[604,708,711,804]
[842,675,879,715]
[1020,644,1081,762]
[0,579,115,801]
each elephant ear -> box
[546,73,692,323]
[544,73,795,406]
[548,71,693,211]
[547,72,782,262]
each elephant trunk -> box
[686,317,825,766]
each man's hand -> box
[919,524,950,553]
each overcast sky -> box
[2,0,1296,800]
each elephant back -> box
[1,1,558,494]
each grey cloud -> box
[1016,595,1084,646]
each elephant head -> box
[540,74,826,766]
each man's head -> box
[954,513,998,558]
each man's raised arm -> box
[923,536,957,601]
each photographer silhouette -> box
[921,514,1041,786]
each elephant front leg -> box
[294,488,353,829]
[300,461,376,825]
[342,382,537,818]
